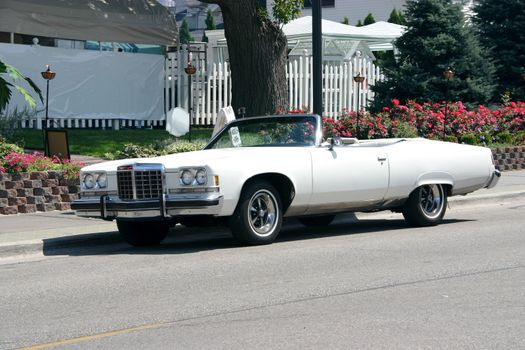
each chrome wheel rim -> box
[247,189,279,237]
[419,184,444,219]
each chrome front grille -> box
[134,170,163,199]
[117,170,134,200]
[117,165,164,200]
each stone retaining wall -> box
[492,146,525,171]
[0,146,524,215]
[0,171,79,215]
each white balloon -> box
[165,107,189,137]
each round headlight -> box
[83,174,95,189]
[195,169,207,185]
[181,170,194,185]
[96,173,107,188]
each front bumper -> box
[485,169,501,189]
[72,193,223,220]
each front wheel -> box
[402,184,447,227]
[229,181,282,245]
[117,220,170,247]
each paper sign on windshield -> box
[229,127,242,147]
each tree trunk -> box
[200,0,288,117]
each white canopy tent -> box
[0,0,178,45]
[207,16,405,64]
[284,16,405,52]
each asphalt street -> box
[1,198,524,349]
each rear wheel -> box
[229,181,282,245]
[402,184,447,227]
[117,220,170,247]
[299,215,336,227]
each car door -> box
[306,145,389,214]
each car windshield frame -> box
[204,114,323,150]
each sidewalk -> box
[1,170,524,258]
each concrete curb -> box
[0,230,122,260]
[448,190,525,207]
[1,190,524,261]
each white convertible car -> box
[72,115,500,246]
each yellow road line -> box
[20,322,166,349]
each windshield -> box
[206,116,318,149]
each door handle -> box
[377,157,387,162]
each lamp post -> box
[443,67,454,140]
[353,72,365,138]
[184,46,196,142]
[41,65,56,156]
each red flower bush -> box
[321,100,525,144]
[1,150,84,179]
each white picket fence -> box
[165,50,232,126]
[287,56,384,118]
[166,51,384,125]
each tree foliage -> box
[341,16,349,25]
[272,0,303,26]
[474,0,525,101]
[388,8,403,24]
[0,60,43,113]
[179,18,193,44]
[356,19,363,27]
[399,11,406,25]
[205,8,216,30]
[363,13,376,26]
[372,0,496,110]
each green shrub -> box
[0,108,36,140]
[106,140,206,160]
[478,132,493,145]
[112,143,163,159]
[444,135,458,143]
[165,141,206,154]
[460,133,479,145]
[512,131,525,146]
[393,121,418,138]
[496,131,512,144]
[0,137,23,157]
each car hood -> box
[80,147,301,173]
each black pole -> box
[188,74,192,142]
[312,0,322,117]
[444,80,449,140]
[43,79,50,156]
[356,84,360,137]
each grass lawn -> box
[9,128,213,158]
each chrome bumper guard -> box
[72,193,223,220]
[485,169,501,189]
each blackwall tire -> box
[299,215,336,227]
[117,220,170,247]
[229,181,282,245]
[402,184,447,227]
